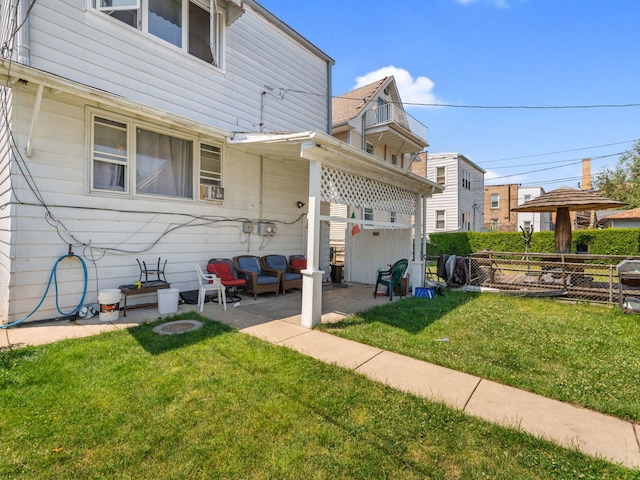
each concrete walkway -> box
[1,283,639,469]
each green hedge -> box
[428,229,640,257]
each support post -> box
[410,193,424,291]
[301,159,323,328]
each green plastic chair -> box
[373,258,409,301]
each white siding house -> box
[0,0,439,326]
[331,77,442,288]
[420,153,485,234]
[517,187,552,232]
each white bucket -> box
[98,288,121,322]
[158,288,179,315]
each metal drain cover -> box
[153,320,203,335]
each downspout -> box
[15,0,30,66]
[326,61,332,134]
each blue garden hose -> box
[0,254,88,329]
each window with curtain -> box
[95,0,224,67]
[91,111,211,200]
[136,129,193,198]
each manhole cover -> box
[153,320,203,335]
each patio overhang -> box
[228,131,442,198]
[228,131,443,328]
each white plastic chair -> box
[196,264,226,312]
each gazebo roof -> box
[511,188,627,213]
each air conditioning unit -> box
[258,222,277,236]
[200,184,224,201]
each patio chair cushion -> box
[266,255,288,271]
[290,258,307,269]
[237,256,279,285]
[283,272,302,281]
[207,262,246,287]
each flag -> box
[350,211,361,236]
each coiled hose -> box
[0,254,88,329]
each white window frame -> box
[490,193,499,209]
[91,0,225,68]
[462,169,471,190]
[436,166,445,186]
[435,210,445,230]
[461,212,471,231]
[88,108,223,201]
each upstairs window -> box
[95,0,224,67]
[436,166,445,186]
[435,210,445,230]
[461,169,471,190]
[490,193,499,209]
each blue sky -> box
[257,0,640,189]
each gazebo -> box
[511,188,626,253]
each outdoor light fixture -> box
[296,201,306,208]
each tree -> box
[593,140,640,209]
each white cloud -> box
[354,66,440,107]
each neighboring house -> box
[330,76,442,287]
[598,208,640,228]
[0,1,440,326]
[484,184,520,232]
[517,187,552,233]
[414,153,485,234]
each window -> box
[391,154,397,165]
[95,0,224,67]
[461,169,471,190]
[365,142,374,154]
[523,221,532,233]
[91,110,221,200]
[461,212,471,231]
[490,193,499,209]
[390,211,396,223]
[435,210,445,230]
[363,207,374,221]
[436,166,445,186]
[524,194,531,203]
[200,143,223,200]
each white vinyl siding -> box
[27,1,329,134]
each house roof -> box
[427,152,486,174]
[332,77,388,126]
[599,207,640,220]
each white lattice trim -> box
[320,166,416,215]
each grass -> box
[319,291,640,422]
[1,312,637,478]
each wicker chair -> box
[207,258,247,303]
[288,255,307,274]
[261,254,302,294]
[233,255,281,300]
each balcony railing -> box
[363,103,428,142]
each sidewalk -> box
[2,284,639,469]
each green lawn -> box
[319,291,640,422]
[1,312,636,478]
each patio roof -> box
[227,131,443,198]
